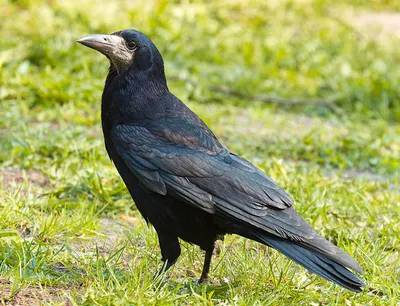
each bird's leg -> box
[198,248,214,284]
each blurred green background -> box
[2,0,400,120]
[0,0,399,305]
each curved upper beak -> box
[77,34,125,56]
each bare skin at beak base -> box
[77,34,133,73]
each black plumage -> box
[77,29,365,292]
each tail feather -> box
[298,234,364,274]
[253,231,365,292]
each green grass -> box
[1,0,399,305]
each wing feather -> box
[110,120,308,241]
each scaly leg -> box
[198,248,214,283]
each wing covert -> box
[111,120,296,233]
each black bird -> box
[77,29,365,292]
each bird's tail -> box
[251,231,365,292]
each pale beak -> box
[76,34,125,56]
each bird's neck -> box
[101,64,169,124]
[127,65,168,98]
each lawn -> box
[0,0,399,305]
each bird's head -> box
[77,29,163,75]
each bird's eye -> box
[127,41,137,50]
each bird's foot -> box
[198,276,209,284]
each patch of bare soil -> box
[234,112,344,140]
[0,168,50,192]
[350,11,400,40]
[343,169,397,191]
[95,217,135,252]
[71,217,139,255]
[0,278,74,306]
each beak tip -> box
[76,37,86,44]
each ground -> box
[0,0,399,305]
